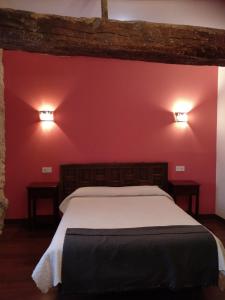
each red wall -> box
[4,50,217,218]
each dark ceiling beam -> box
[0,8,225,66]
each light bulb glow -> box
[174,112,188,122]
[39,110,54,121]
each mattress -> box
[32,186,225,293]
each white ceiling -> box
[0,0,225,29]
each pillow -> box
[59,185,172,213]
[72,185,163,197]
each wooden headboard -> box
[59,162,168,201]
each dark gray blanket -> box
[61,225,218,295]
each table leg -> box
[195,190,199,217]
[173,195,177,203]
[32,197,36,229]
[53,191,59,226]
[28,193,32,229]
[188,195,192,215]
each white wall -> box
[109,0,225,29]
[216,68,225,219]
[1,0,225,29]
[0,0,101,18]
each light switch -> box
[42,167,52,174]
[175,165,185,172]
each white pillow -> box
[59,185,172,213]
[72,185,163,197]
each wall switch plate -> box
[42,167,52,174]
[175,165,185,172]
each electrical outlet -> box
[175,165,185,172]
[42,167,52,174]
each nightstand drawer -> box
[28,187,57,198]
[171,185,199,195]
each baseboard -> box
[198,213,225,223]
[213,214,225,224]
[5,215,54,225]
[5,218,27,225]
[198,214,216,219]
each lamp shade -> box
[39,110,54,121]
[174,112,188,122]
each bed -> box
[32,162,225,295]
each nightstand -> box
[27,182,59,229]
[168,180,200,217]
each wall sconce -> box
[174,112,188,122]
[39,110,54,121]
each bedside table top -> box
[27,182,58,189]
[169,180,199,186]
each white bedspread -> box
[32,187,225,293]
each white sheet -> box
[32,188,225,293]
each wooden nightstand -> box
[27,182,59,229]
[168,180,200,217]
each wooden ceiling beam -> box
[0,8,225,66]
[101,0,108,20]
